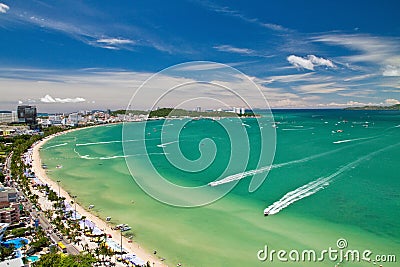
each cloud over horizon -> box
[40,94,86,104]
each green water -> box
[40,110,400,266]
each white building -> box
[0,111,18,124]
[68,113,82,125]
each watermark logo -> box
[122,61,276,207]
[257,238,397,264]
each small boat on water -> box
[56,165,63,169]
[106,217,111,221]
[114,224,128,230]
[88,205,94,209]
[264,207,273,216]
[120,226,131,232]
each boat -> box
[120,226,131,232]
[263,207,273,216]
[88,205,94,209]
[106,217,111,221]
[114,224,128,230]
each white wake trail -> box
[76,138,159,146]
[42,143,68,150]
[264,143,400,215]
[157,140,179,148]
[209,144,359,187]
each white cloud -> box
[198,1,290,32]
[312,34,400,67]
[385,98,400,105]
[318,101,373,107]
[96,38,134,45]
[294,83,346,94]
[260,23,290,32]
[214,45,255,55]
[307,55,335,68]
[40,94,86,103]
[0,3,9,13]
[287,55,314,70]
[382,65,400,76]
[287,55,336,70]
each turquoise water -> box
[2,237,29,249]
[27,255,39,262]
[40,110,400,266]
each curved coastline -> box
[31,125,166,267]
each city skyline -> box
[0,1,399,112]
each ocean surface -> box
[40,109,400,266]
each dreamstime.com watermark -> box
[257,238,397,264]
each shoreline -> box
[31,126,166,267]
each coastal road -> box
[18,186,80,255]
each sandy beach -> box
[31,127,166,267]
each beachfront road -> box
[22,195,80,255]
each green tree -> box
[0,244,15,261]
[33,252,95,267]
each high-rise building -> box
[17,105,37,128]
[0,111,18,124]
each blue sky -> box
[0,0,399,112]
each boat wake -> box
[209,143,362,187]
[333,136,374,144]
[73,147,168,160]
[264,142,399,216]
[76,138,159,147]
[43,142,68,150]
[157,140,179,148]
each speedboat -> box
[264,207,273,216]
[121,226,131,232]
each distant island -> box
[112,108,256,118]
[344,104,400,110]
[149,108,256,118]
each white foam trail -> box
[157,140,179,148]
[43,143,68,150]
[264,143,400,215]
[209,144,358,187]
[242,123,251,127]
[333,136,374,144]
[99,153,169,160]
[333,139,352,144]
[73,146,168,160]
[76,140,121,146]
[281,127,314,131]
[76,138,159,146]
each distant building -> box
[17,105,37,128]
[48,115,63,126]
[231,107,245,115]
[0,111,18,124]
[0,186,18,203]
[0,202,20,224]
[68,113,82,126]
[195,106,201,112]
